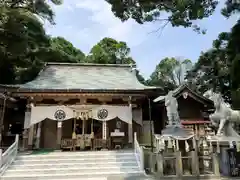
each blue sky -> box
[45,0,238,78]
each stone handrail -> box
[134,132,144,171]
[0,134,19,175]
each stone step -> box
[18,150,134,157]
[16,153,135,160]
[14,156,136,165]
[2,170,144,180]
[5,166,140,175]
[32,178,108,180]
[9,161,138,170]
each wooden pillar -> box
[102,121,107,140]
[22,129,28,151]
[56,121,62,150]
[0,149,2,167]
[0,96,6,146]
[191,137,200,176]
[72,118,76,151]
[27,125,34,150]
[128,96,133,144]
[82,119,85,135]
[35,122,41,149]
[101,101,107,140]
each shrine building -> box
[153,84,215,138]
[0,63,161,150]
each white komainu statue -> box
[203,89,240,136]
[165,91,181,126]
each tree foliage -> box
[147,57,192,92]
[105,0,239,33]
[186,21,240,104]
[86,37,135,64]
[85,37,146,84]
[0,0,88,84]
[0,0,63,84]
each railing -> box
[134,132,144,171]
[0,134,19,175]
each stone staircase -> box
[1,150,146,180]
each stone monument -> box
[155,90,194,153]
[203,90,240,144]
[161,90,192,139]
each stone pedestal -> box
[161,125,192,139]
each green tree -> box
[16,37,86,83]
[147,57,192,92]
[105,0,239,32]
[0,0,63,84]
[86,37,134,64]
[47,37,85,62]
[186,21,240,104]
[86,37,146,84]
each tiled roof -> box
[17,63,158,91]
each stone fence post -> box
[191,150,200,176]
[156,152,164,177]
[149,151,156,173]
[212,153,220,177]
[175,151,183,177]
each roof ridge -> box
[46,62,136,68]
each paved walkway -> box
[107,175,240,180]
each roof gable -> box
[17,63,158,91]
[153,84,213,104]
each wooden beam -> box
[12,92,146,98]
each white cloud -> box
[47,0,155,72]
[68,0,148,47]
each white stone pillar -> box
[102,121,107,140]
[128,96,133,143]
